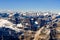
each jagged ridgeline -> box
[0,11,60,40]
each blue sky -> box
[0,0,60,12]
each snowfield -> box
[0,19,23,32]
